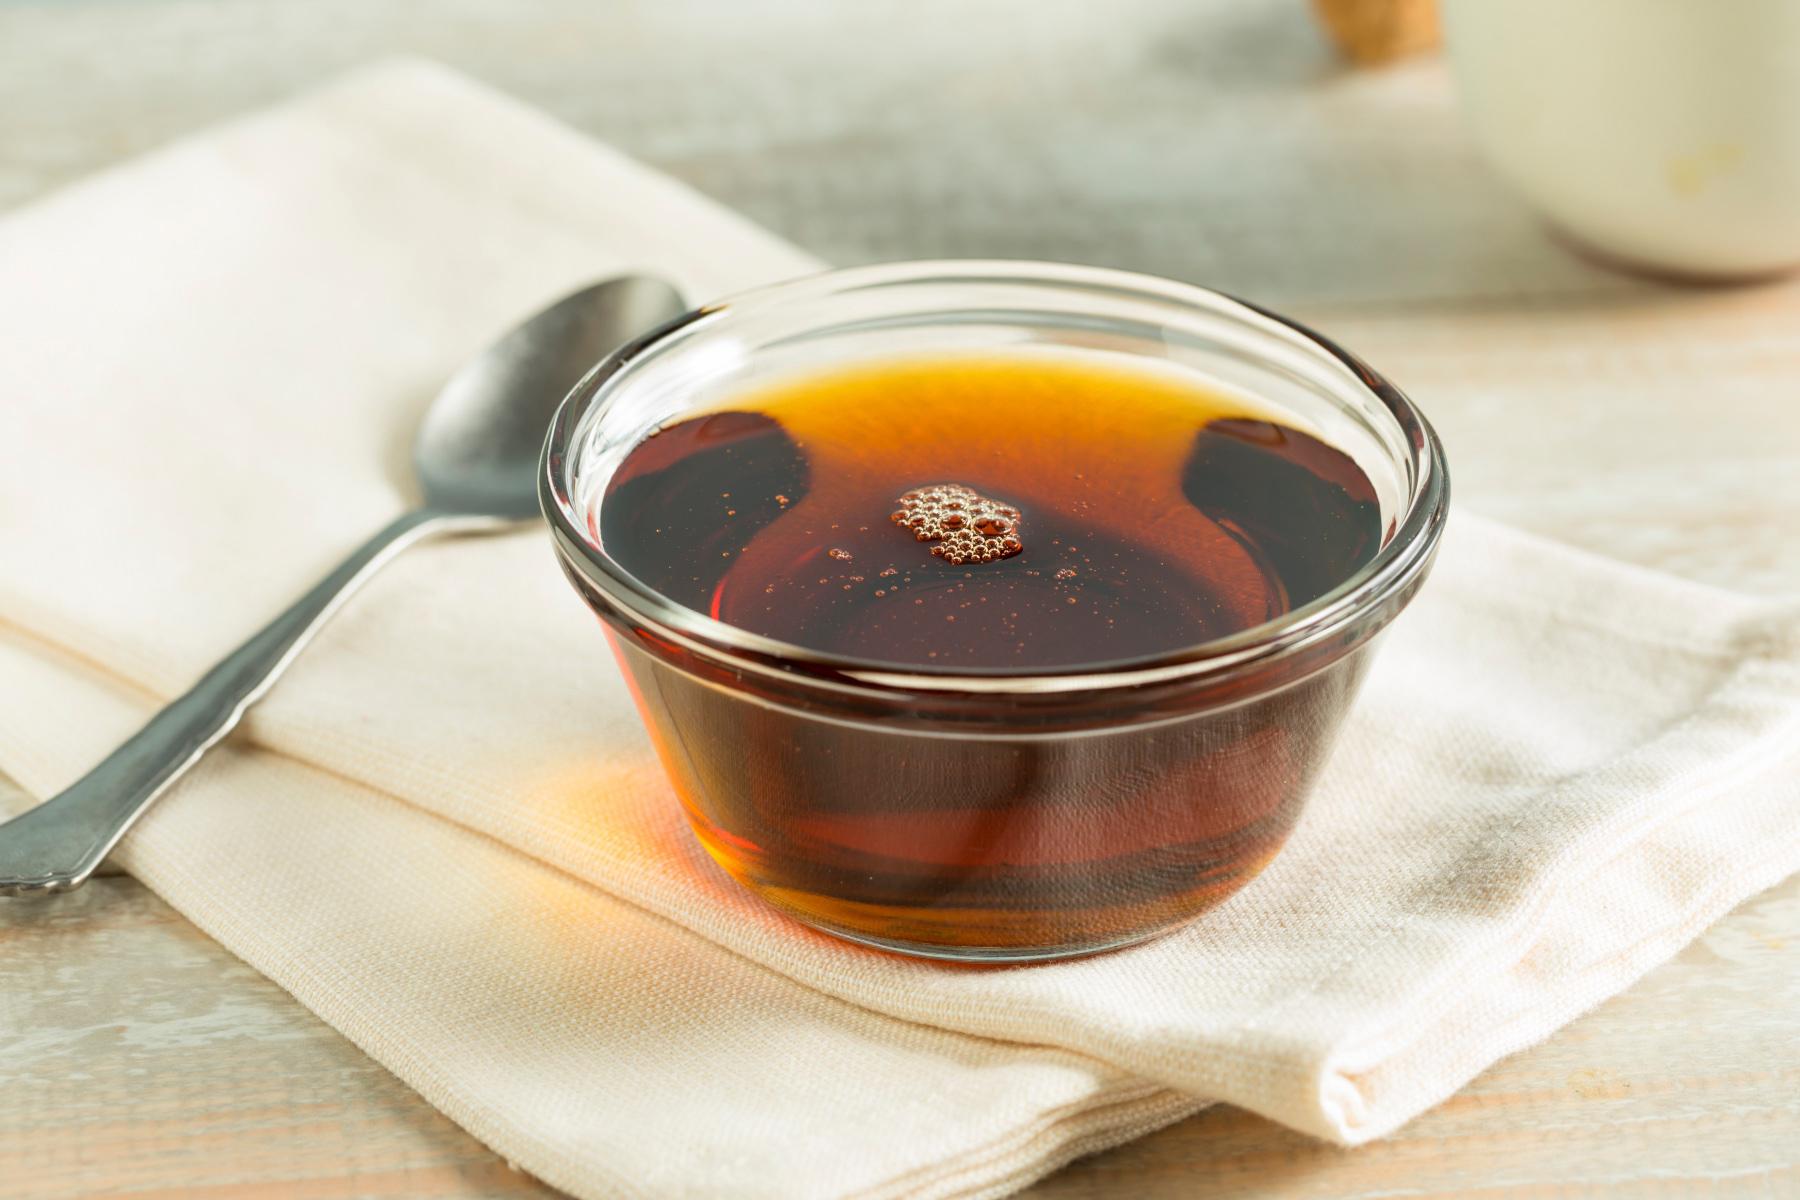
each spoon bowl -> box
[416,276,688,518]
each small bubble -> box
[1055,567,1077,580]
[875,589,886,597]
[725,508,736,516]
[775,494,790,508]
[879,567,898,578]
[827,548,853,561]
[849,575,865,582]
[1066,596,1079,605]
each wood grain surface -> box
[2,2,1798,1197]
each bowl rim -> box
[540,259,1449,698]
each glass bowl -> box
[541,261,1448,962]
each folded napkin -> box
[3,60,1798,1199]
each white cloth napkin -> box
[3,60,1798,1199]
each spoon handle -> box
[0,507,464,896]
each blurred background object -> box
[1444,0,1800,280]
[1311,0,1440,65]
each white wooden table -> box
[3,2,1797,1197]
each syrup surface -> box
[600,354,1382,670]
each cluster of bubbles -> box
[890,483,1024,565]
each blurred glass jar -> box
[1444,0,1800,280]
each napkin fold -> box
[3,60,1798,1199]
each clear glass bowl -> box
[541,261,1449,961]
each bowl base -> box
[781,907,1190,964]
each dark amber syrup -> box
[596,354,1381,953]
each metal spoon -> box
[0,275,688,895]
